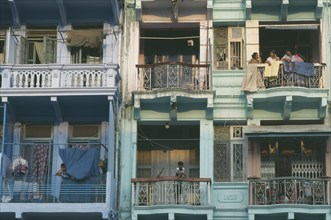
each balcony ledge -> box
[133,89,214,120]
[248,204,331,214]
[245,87,329,120]
[0,203,110,219]
[0,87,118,97]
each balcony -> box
[256,63,325,89]
[249,177,330,206]
[0,64,118,95]
[131,177,211,206]
[0,142,112,204]
[1,175,106,203]
[136,62,210,91]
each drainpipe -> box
[0,103,7,199]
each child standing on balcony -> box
[175,161,186,204]
[176,161,186,178]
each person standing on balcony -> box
[248,52,261,64]
[266,50,280,66]
[175,161,186,204]
[281,50,295,62]
[176,161,186,178]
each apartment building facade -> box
[119,0,331,220]
[0,0,120,219]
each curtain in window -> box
[34,42,46,64]
[32,144,49,184]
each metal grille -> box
[257,63,325,88]
[232,126,243,139]
[233,144,243,181]
[132,180,210,206]
[250,177,329,205]
[137,63,209,90]
[230,42,241,69]
[292,158,324,179]
[214,142,230,182]
[215,44,227,70]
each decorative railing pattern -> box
[249,177,330,206]
[136,62,210,91]
[0,64,118,89]
[132,177,211,206]
[62,69,107,88]
[11,69,52,88]
[257,63,325,89]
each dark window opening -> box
[259,28,320,63]
[259,137,326,178]
[140,28,200,65]
[137,124,200,178]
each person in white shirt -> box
[281,50,295,62]
[266,50,280,66]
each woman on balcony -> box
[248,52,261,64]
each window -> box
[141,28,200,65]
[23,125,52,139]
[260,137,325,178]
[18,29,57,64]
[214,27,245,70]
[259,27,320,63]
[66,28,103,64]
[214,126,244,182]
[69,124,100,139]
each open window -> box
[18,29,57,64]
[259,25,321,63]
[214,27,245,70]
[140,28,200,65]
[66,27,103,64]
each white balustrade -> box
[0,64,118,89]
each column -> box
[57,25,71,64]
[245,20,259,64]
[51,122,69,200]
[200,119,214,179]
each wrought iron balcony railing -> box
[136,62,210,91]
[256,63,325,89]
[131,176,211,206]
[0,64,118,89]
[249,177,330,206]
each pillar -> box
[200,119,214,179]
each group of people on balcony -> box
[242,49,317,92]
[248,50,304,65]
